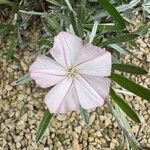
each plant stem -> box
[19,10,47,16]
[89,20,99,43]
[106,98,141,149]
[113,88,135,96]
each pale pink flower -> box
[29,32,111,114]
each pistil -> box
[68,68,76,76]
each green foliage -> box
[98,0,126,27]
[109,44,129,55]
[128,139,138,150]
[80,107,90,125]
[1,0,148,60]
[70,12,84,38]
[117,0,141,13]
[0,24,14,37]
[112,64,148,74]
[0,0,14,6]
[90,0,141,21]
[11,73,31,86]
[134,25,150,36]
[7,36,16,61]
[100,33,139,46]
[46,0,62,6]
[84,23,124,33]
[142,0,150,19]
[37,38,53,47]
[116,143,125,150]
[36,110,53,143]
[110,73,150,102]
[45,16,62,36]
[77,4,86,23]
[110,88,140,123]
[106,99,141,149]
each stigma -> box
[68,68,76,76]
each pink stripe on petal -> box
[45,77,80,114]
[30,73,65,88]
[76,52,111,77]
[74,43,106,66]
[29,55,66,88]
[81,75,110,99]
[51,32,83,68]
[74,74,105,110]
[54,81,80,113]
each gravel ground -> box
[0,11,150,150]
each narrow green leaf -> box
[134,25,150,36]
[45,16,62,36]
[76,19,84,39]
[81,0,86,6]
[117,0,140,13]
[107,99,141,148]
[110,88,140,123]
[77,5,86,23]
[128,139,137,150]
[128,40,137,48]
[0,0,14,6]
[46,0,62,6]
[70,12,84,38]
[112,64,148,74]
[142,2,150,18]
[93,35,103,46]
[98,0,126,27]
[109,44,129,55]
[83,23,124,32]
[11,73,31,86]
[7,36,16,61]
[0,24,14,37]
[80,107,89,125]
[37,38,52,47]
[89,20,99,43]
[64,0,75,13]
[115,104,141,148]
[100,33,138,46]
[116,143,125,150]
[90,0,140,21]
[36,110,53,143]
[54,11,71,24]
[70,12,79,35]
[110,73,150,101]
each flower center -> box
[68,68,76,76]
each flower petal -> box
[51,32,83,68]
[76,51,111,77]
[82,75,110,99]
[29,55,66,88]
[74,74,105,110]
[74,43,106,65]
[55,82,80,113]
[45,77,80,114]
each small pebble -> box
[16,142,21,148]
[5,85,13,91]
[57,114,67,121]
[20,61,28,71]
[75,126,82,134]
